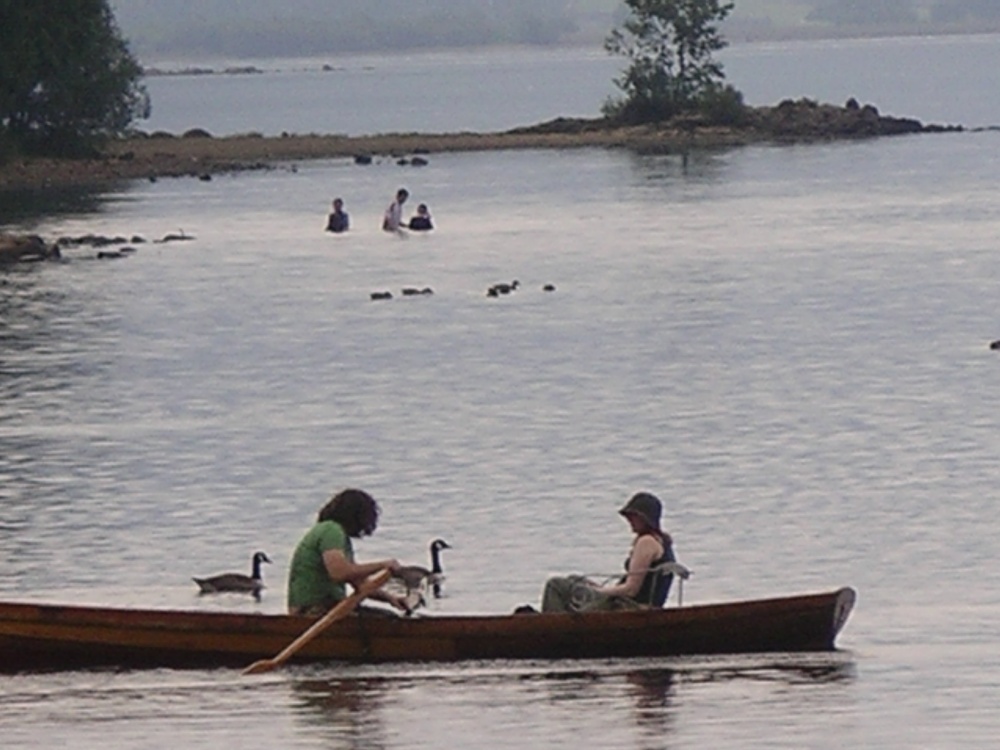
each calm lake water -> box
[3,34,1000,750]
[140,34,1000,136]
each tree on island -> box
[603,0,745,126]
[0,0,148,160]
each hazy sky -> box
[109,1,999,62]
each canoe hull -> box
[0,587,855,673]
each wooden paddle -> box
[242,568,391,675]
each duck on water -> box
[193,551,272,598]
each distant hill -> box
[723,0,1000,43]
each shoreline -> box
[0,129,761,191]
[0,101,961,192]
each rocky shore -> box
[0,98,961,192]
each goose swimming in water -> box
[486,280,520,297]
[193,551,271,596]
[390,539,452,610]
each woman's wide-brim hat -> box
[618,492,662,529]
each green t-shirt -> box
[286,520,354,612]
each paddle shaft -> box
[242,568,391,675]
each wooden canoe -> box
[0,587,855,673]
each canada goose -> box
[391,538,452,606]
[487,280,520,296]
[193,551,271,596]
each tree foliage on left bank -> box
[0,0,148,159]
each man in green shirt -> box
[287,488,407,615]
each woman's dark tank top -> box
[627,532,676,608]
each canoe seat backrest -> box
[651,561,692,607]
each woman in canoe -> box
[540,492,677,613]
[287,489,408,615]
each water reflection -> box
[290,677,390,750]
[678,659,857,686]
[284,658,856,750]
[0,185,115,227]
[0,272,80,379]
[626,668,677,741]
[629,149,731,184]
[527,660,852,739]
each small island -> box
[0,1,964,194]
[0,97,961,192]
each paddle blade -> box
[241,568,391,676]
[242,658,278,676]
